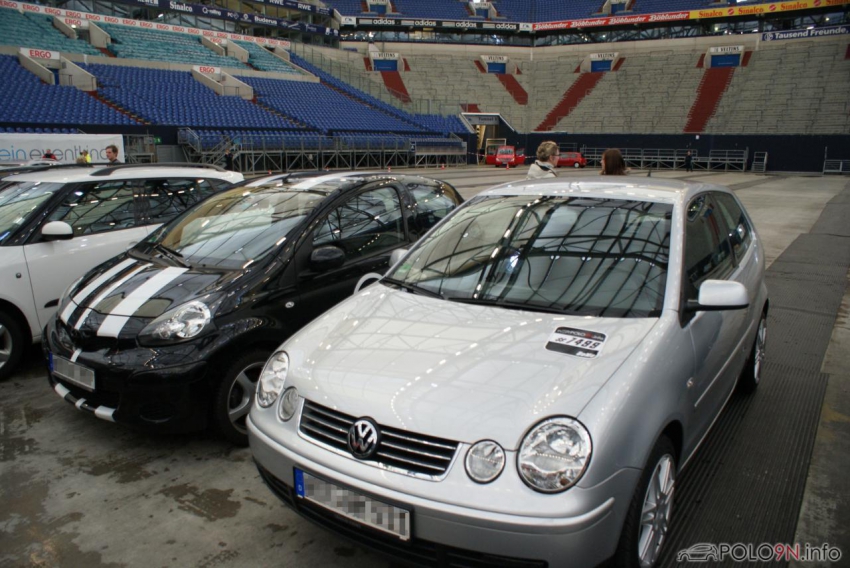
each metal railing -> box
[823,160,850,175]
[581,147,749,171]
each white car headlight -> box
[139,301,211,344]
[518,417,592,493]
[465,440,505,483]
[257,351,289,408]
[278,387,300,421]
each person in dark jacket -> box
[224,148,235,171]
[600,148,628,175]
[684,150,694,172]
[42,149,57,160]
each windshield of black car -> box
[386,195,673,317]
[145,186,325,269]
[0,181,65,244]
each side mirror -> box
[389,248,408,268]
[687,280,749,312]
[42,221,74,241]
[310,246,345,272]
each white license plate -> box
[51,354,95,392]
[294,469,410,541]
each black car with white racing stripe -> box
[43,172,462,444]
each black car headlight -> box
[138,300,213,346]
[517,417,592,493]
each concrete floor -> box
[1,167,847,568]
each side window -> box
[313,186,405,260]
[409,182,461,232]
[714,192,752,260]
[141,179,219,226]
[683,194,734,299]
[47,181,139,236]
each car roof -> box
[481,177,729,203]
[241,171,444,195]
[2,163,242,183]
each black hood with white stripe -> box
[58,255,238,341]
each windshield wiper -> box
[382,277,446,299]
[152,243,191,269]
[446,296,577,315]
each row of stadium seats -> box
[0,126,78,133]
[100,24,248,69]
[0,11,100,55]
[233,41,302,74]
[82,64,297,129]
[0,56,135,126]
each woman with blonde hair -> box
[526,141,559,180]
[600,148,627,175]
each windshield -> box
[498,148,513,155]
[0,181,65,244]
[386,195,672,317]
[144,186,326,270]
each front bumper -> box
[43,318,212,433]
[249,414,640,568]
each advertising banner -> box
[762,24,850,40]
[0,134,125,164]
[19,47,60,60]
[0,2,294,48]
[532,0,850,31]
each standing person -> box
[76,152,87,165]
[84,149,91,164]
[105,145,121,165]
[526,141,559,180]
[600,148,628,175]
[224,148,235,171]
[42,149,57,160]
[684,150,693,172]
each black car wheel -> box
[0,311,25,381]
[738,310,766,394]
[212,350,268,446]
[614,435,677,568]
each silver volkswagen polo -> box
[248,179,768,568]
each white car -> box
[249,178,768,568]
[0,164,243,379]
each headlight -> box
[59,275,84,309]
[465,440,505,483]
[138,301,212,345]
[257,351,289,408]
[278,387,300,421]
[517,417,592,493]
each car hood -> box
[284,286,659,449]
[58,255,233,339]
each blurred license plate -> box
[51,354,95,391]
[294,468,410,541]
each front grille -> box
[299,400,459,479]
[255,464,547,568]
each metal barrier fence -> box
[823,160,850,175]
[582,147,749,171]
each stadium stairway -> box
[684,66,735,133]
[496,74,528,105]
[380,70,411,103]
[535,72,605,131]
[85,92,146,125]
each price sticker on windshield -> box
[546,327,607,359]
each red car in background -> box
[492,145,525,168]
[558,151,587,168]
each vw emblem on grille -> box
[348,418,380,460]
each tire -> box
[0,310,25,381]
[573,162,581,168]
[614,436,677,568]
[212,350,269,446]
[737,311,766,394]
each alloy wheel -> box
[226,361,264,435]
[638,454,676,567]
